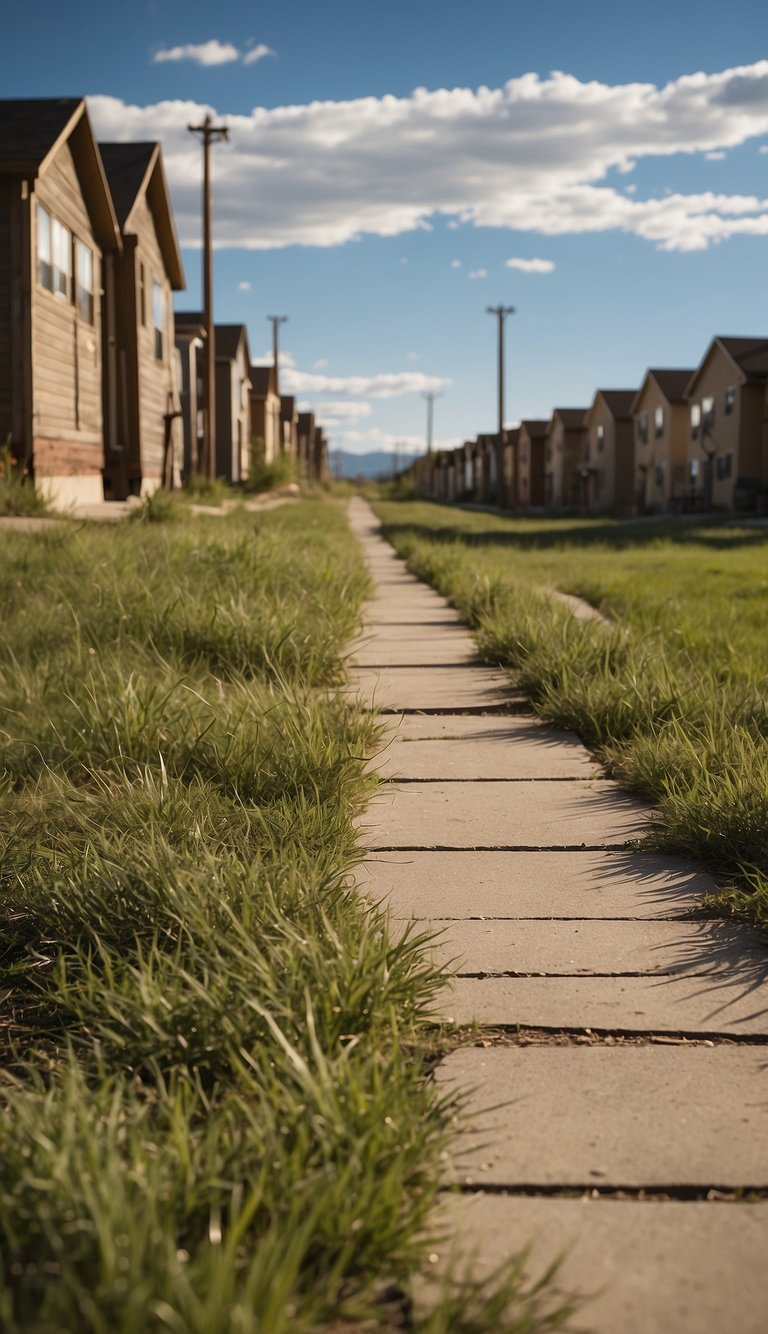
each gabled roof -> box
[687,337,768,397]
[297,411,315,431]
[520,419,549,439]
[99,141,184,289]
[0,97,121,253]
[552,407,588,429]
[280,395,296,420]
[214,323,249,363]
[174,311,206,338]
[593,390,636,419]
[250,363,278,397]
[631,369,694,414]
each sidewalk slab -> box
[437,1046,768,1187]
[357,851,719,919]
[405,918,766,977]
[348,667,519,712]
[360,780,650,848]
[442,974,768,1036]
[425,1195,768,1334]
[352,637,480,667]
[371,725,601,780]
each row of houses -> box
[418,337,768,516]
[0,97,326,507]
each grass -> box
[373,499,768,929]
[0,441,49,517]
[0,499,575,1333]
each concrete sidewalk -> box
[347,496,768,1334]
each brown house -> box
[544,409,587,510]
[582,390,636,514]
[214,324,251,483]
[313,424,328,482]
[631,370,692,514]
[516,420,549,508]
[297,410,315,478]
[0,98,121,506]
[280,395,298,458]
[497,427,519,511]
[250,363,281,464]
[99,142,185,497]
[686,337,768,511]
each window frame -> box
[152,278,165,361]
[75,239,94,324]
[654,405,664,438]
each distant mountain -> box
[331,449,422,480]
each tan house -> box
[280,396,298,458]
[582,390,636,514]
[174,313,205,481]
[498,427,519,511]
[99,142,185,497]
[0,98,122,506]
[313,424,328,482]
[630,370,692,514]
[214,324,251,483]
[685,337,768,511]
[250,363,281,464]
[544,409,587,509]
[516,420,549,508]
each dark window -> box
[76,240,94,323]
[37,203,52,290]
[654,406,664,438]
[139,263,146,326]
[702,396,715,435]
[152,280,165,360]
[596,424,605,452]
[716,452,733,481]
[690,403,701,440]
[637,413,648,444]
[725,386,735,415]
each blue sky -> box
[8,1,768,454]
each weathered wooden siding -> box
[133,193,177,486]
[33,142,103,477]
[0,177,12,441]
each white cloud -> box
[152,40,240,66]
[89,61,768,253]
[280,366,450,398]
[760,144,768,154]
[450,259,462,268]
[505,257,555,273]
[312,358,329,370]
[243,44,275,65]
[237,280,252,291]
[705,150,726,160]
[313,401,372,425]
[338,427,461,455]
[468,268,487,279]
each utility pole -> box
[267,315,288,395]
[422,389,443,455]
[188,113,229,479]
[486,304,516,435]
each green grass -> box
[0,441,49,517]
[0,500,575,1333]
[373,500,768,929]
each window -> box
[637,413,648,444]
[76,241,94,323]
[690,403,701,440]
[716,452,733,481]
[37,204,71,298]
[52,217,72,299]
[596,424,605,452]
[690,458,699,481]
[654,406,664,438]
[139,263,147,326]
[702,395,715,434]
[37,203,52,290]
[725,386,735,415]
[655,461,666,487]
[152,280,165,360]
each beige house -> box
[174,313,205,481]
[544,409,587,509]
[582,390,636,514]
[100,142,185,497]
[0,98,122,506]
[280,396,298,458]
[685,337,768,511]
[213,324,251,483]
[250,363,281,464]
[497,427,519,511]
[630,369,692,514]
[516,420,548,508]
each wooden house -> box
[280,396,298,458]
[313,424,329,482]
[544,409,588,510]
[297,410,315,478]
[214,324,251,483]
[498,427,519,511]
[250,363,281,465]
[174,312,205,481]
[516,420,549,508]
[685,337,768,511]
[99,142,185,497]
[631,370,692,514]
[0,97,121,506]
[582,391,636,514]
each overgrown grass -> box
[0,500,573,1332]
[0,441,49,517]
[374,500,768,929]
